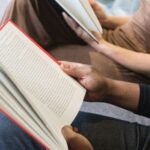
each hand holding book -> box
[60,61,109,102]
[62,0,109,54]
[62,126,93,150]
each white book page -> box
[79,0,102,33]
[0,22,86,128]
[0,70,64,145]
[0,84,57,150]
[55,0,102,42]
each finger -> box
[62,126,73,131]
[91,31,102,41]
[90,1,102,12]
[60,61,91,79]
[62,126,76,142]
[75,27,92,42]
[90,1,104,19]
[72,127,79,132]
[60,61,86,69]
[88,0,95,5]
[63,12,91,41]
[62,12,78,32]
[60,61,88,78]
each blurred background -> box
[0,0,140,21]
[0,0,10,20]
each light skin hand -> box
[62,0,131,50]
[62,126,94,150]
[62,8,129,55]
[62,12,108,53]
[63,7,150,76]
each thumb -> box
[60,61,89,79]
[62,126,76,142]
[89,0,100,11]
[91,31,102,41]
[90,1,104,18]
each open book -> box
[55,0,103,42]
[0,21,86,150]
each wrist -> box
[99,78,115,102]
[105,78,116,98]
[96,40,114,56]
[103,79,140,111]
[101,78,121,103]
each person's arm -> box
[63,13,150,77]
[105,79,140,112]
[62,126,94,150]
[95,41,150,77]
[60,61,140,112]
[100,79,150,116]
[61,61,150,118]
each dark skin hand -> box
[61,1,138,149]
[60,61,140,150]
[62,126,93,150]
[60,61,109,102]
[60,61,140,112]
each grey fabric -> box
[81,102,150,126]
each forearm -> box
[104,78,140,112]
[96,42,150,76]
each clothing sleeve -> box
[137,84,150,118]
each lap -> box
[1,111,150,150]
[73,111,150,150]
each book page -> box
[0,70,62,144]
[0,72,68,150]
[55,0,102,42]
[56,0,100,32]
[79,0,102,33]
[0,84,55,150]
[0,22,86,128]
